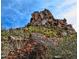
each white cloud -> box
[57,0,76,9]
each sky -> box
[1,0,77,30]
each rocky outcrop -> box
[29,9,67,28]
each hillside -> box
[1,9,77,59]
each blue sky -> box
[1,0,77,30]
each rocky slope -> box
[1,9,77,59]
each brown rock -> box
[28,9,72,28]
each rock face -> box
[29,9,67,28]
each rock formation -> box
[29,9,68,28]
